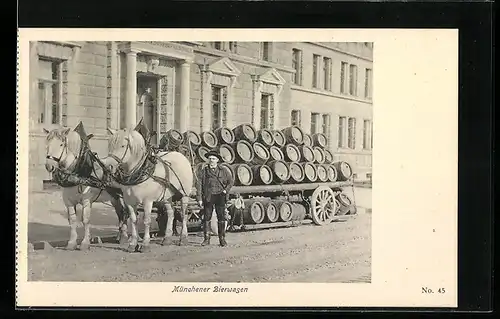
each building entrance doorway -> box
[137,74,158,145]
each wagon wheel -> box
[310,186,338,226]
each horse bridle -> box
[46,138,68,164]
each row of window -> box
[210,42,272,62]
[210,42,373,100]
[292,48,373,99]
[290,110,372,150]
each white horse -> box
[102,128,194,253]
[44,127,130,250]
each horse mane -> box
[46,128,82,156]
[108,128,146,159]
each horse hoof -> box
[79,242,90,251]
[65,242,77,251]
[139,245,151,253]
[126,244,137,253]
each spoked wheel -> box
[310,186,338,225]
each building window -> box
[363,120,372,150]
[349,64,358,96]
[348,117,357,149]
[371,121,373,149]
[365,68,373,99]
[311,112,320,134]
[260,93,272,129]
[340,62,348,94]
[292,48,302,86]
[322,114,331,145]
[312,54,320,88]
[37,58,62,125]
[213,42,223,50]
[228,42,237,53]
[261,42,271,61]
[323,57,332,91]
[211,85,224,130]
[338,116,346,148]
[291,110,301,127]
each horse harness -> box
[108,140,189,201]
[50,138,118,204]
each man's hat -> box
[205,150,223,162]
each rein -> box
[107,137,190,197]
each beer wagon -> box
[154,123,357,234]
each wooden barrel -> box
[196,146,210,163]
[313,146,326,164]
[302,162,318,182]
[218,144,236,164]
[286,162,305,183]
[272,130,286,147]
[233,123,257,143]
[333,161,353,181]
[282,144,301,162]
[316,164,329,182]
[269,146,285,162]
[276,201,293,222]
[324,149,334,164]
[281,125,304,145]
[291,203,307,221]
[242,200,265,224]
[234,140,255,163]
[214,127,235,145]
[336,192,353,216]
[231,163,253,186]
[252,142,270,165]
[251,165,273,185]
[182,130,201,148]
[257,129,275,148]
[159,129,184,150]
[326,164,338,182]
[264,201,279,223]
[200,131,218,149]
[178,144,196,162]
[299,145,316,163]
[302,133,313,147]
[312,133,328,148]
[266,160,291,184]
[220,163,235,183]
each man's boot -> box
[218,221,227,247]
[201,220,211,246]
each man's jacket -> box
[196,164,234,203]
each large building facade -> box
[28,41,373,191]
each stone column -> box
[178,61,191,132]
[109,43,120,130]
[125,50,139,128]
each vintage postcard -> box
[16,28,458,308]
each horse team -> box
[44,122,195,253]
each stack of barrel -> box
[158,123,355,225]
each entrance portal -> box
[137,74,158,145]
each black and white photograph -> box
[26,40,373,283]
[16,29,458,308]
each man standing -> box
[196,150,234,247]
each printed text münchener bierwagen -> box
[172,285,249,294]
